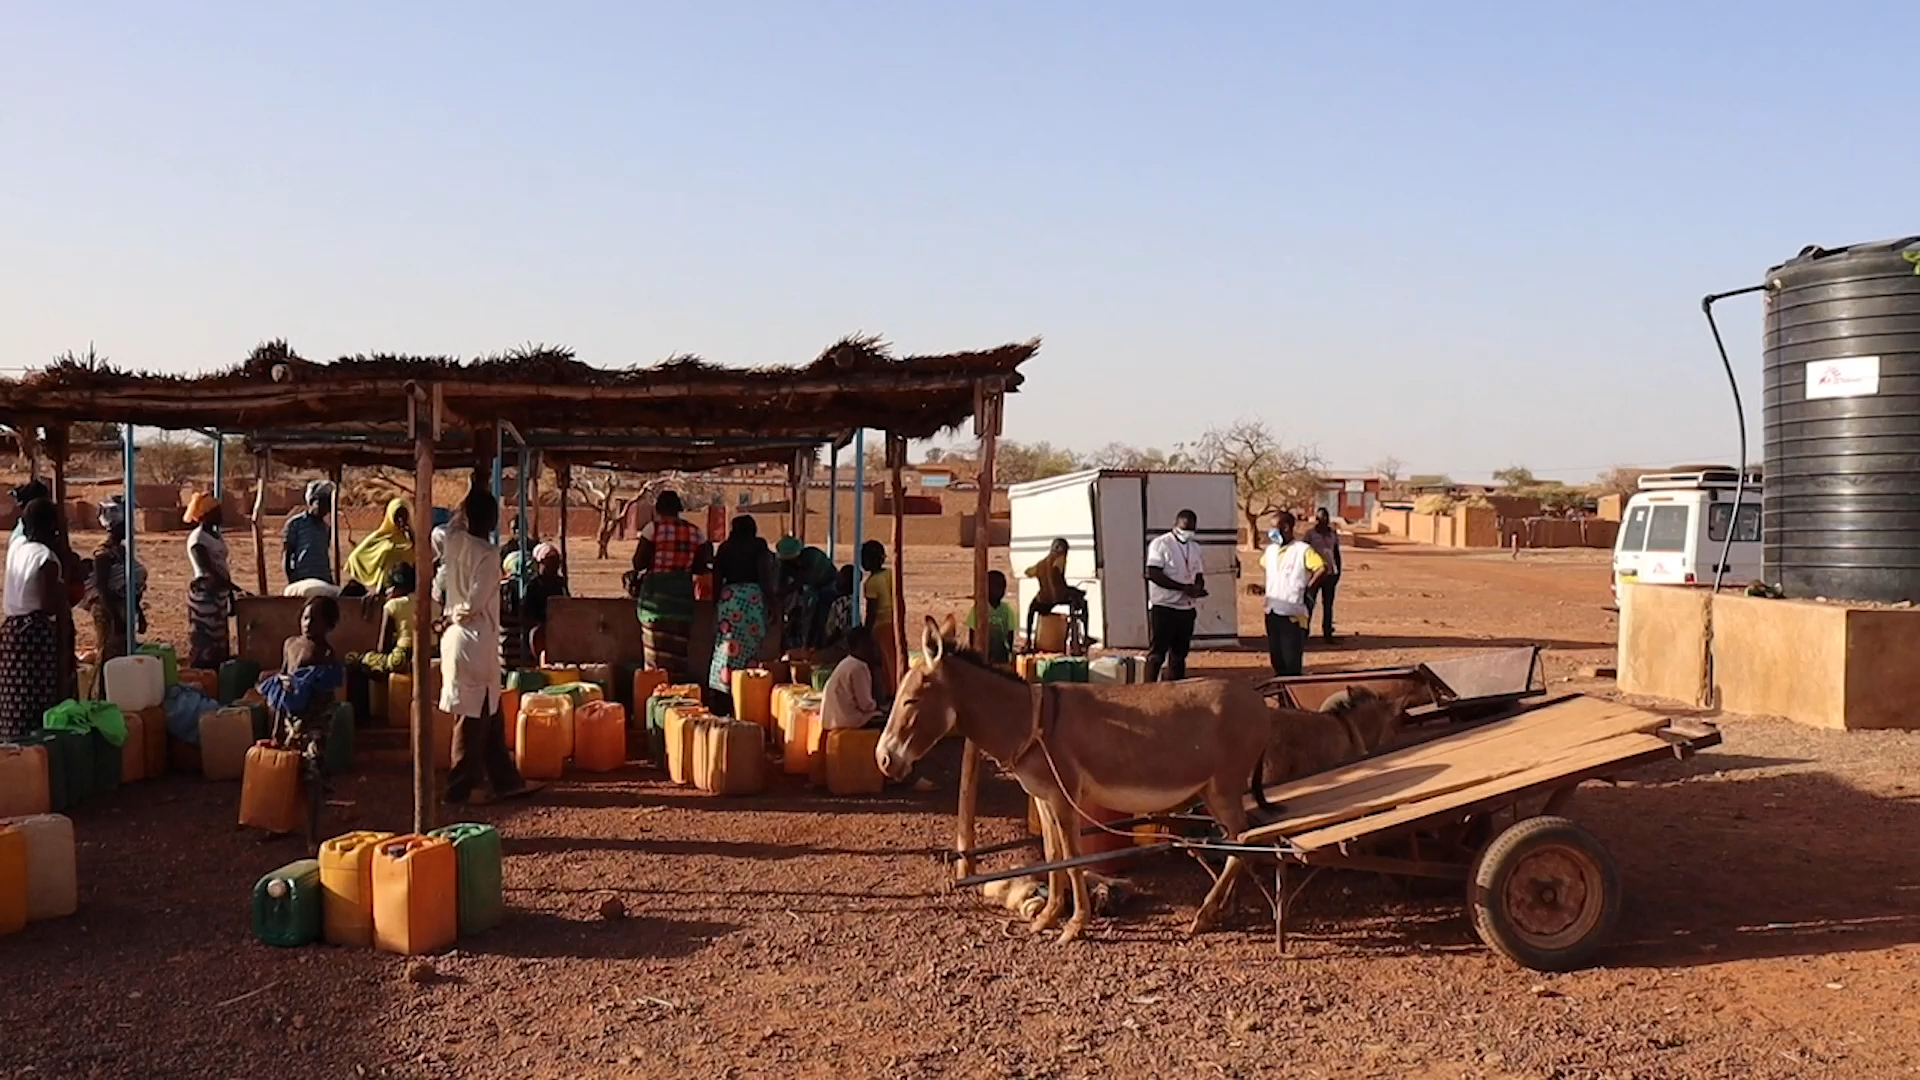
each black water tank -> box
[1763,236,1920,601]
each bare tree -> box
[1087,442,1185,471]
[995,440,1083,484]
[1372,455,1404,498]
[580,470,664,559]
[136,432,209,487]
[1190,420,1326,542]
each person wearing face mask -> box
[1258,512,1330,677]
[1143,508,1206,682]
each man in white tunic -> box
[440,487,539,804]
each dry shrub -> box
[1414,494,1456,515]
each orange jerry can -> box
[0,744,50,818]
[631,668,668,710]
[783,699,821,777]
[320,830,396,948]
[702,719,767,796]
[573,701,627,773]
[663,705,708,786]
[0,824,27,936]
[371,834,458,956]
[730,669,775,732]
[500,688,520,751]
[239,744,303,834]
[138,706,167,779]
[689,718,717,792]
[178,667,219,700]
[119,708,147,784]
[514,694,569,781]
[823,728,885,796]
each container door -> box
[1009,471,1103,646]
[1613,502,1650,594]
[1095,475,1147,649]
[1705,498,1763,586]
[1143,474,1240,649]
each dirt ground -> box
[6,532,1919,1080]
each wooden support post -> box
[956,379,1004,881]
[251,452,271,595]
[410,393,437,834]
[329,461,345,580]
[793,449,811,545]
[886,434,909,685]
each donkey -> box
[1258,687,1407,789]
[877,616,1275,944]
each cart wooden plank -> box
[1285,730,1669,851]
[1240,696,1673,837]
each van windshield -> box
[1707,502,1762,543]
[1645,505,1690,552]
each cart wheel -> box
[1469,815,1620,972]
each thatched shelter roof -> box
[0,336,1036,442]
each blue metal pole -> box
[122,424,137,651]
[211,431,224,509]
[491,427,504,545]
[826,442,840,564]
[851,430,865,628]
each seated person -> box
[820,564,857,650]
[963,570,1017,665]
[820,626,887,732]
[1024,538,1091,649]
[260,595,346,850]
[349,564,416,675]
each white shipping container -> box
[1008,470,1241,651]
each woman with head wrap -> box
[439,478,539,804]
[1,499,68,738]
[282,479,335,588]
[630,490,709,681]
[87,496,147,661]
[775,536,837,649]
[344,497,414,592]
[183,492,238,668]
[707,516,774,714]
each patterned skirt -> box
[637,571,696,680]
[0,612,60,739]
[708,583,768,693]
[187,584,231,669]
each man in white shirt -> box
[1144,508,1206,682]
[1259,511,1330,677]
[820,626,886,731]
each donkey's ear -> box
[922,615,946,663]
[940,612,961,645]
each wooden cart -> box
[955,694,1720,972]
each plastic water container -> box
[572,701,626,773]
[428,822,503,937]
[664,705,709,785]
[515,695,569,780]
[138,706,167,780]
[824,728,886,795]
[731,669,775,732]
[199,707,256,781]
[0,745,50,818]
[251,858,322,947]
[103,655,166,712]
[702,719,767,796]
[134,642,180,687]
[629,667,667,710]
[782,699,821,776]
[118,709,147,784]
[319,831,395,948]
[372,834,458,956]
[0,825,27,935]
[577,663,614,697]
[4,814,77,920]
[239,745,303,834]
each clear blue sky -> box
[5,2,1916,482]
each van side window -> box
[1707,503,1762,543]
[1645,505,1690,552]
[1620,505,1651,552]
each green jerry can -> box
[252,858,323,947]
[247,702,272,743]
[428,822,503,936]
[647,696,699,768]
[135,642,180,687]
[323,701,355,776]
[1037,657,1090,684]
[809,666,831,692]
[88,730,121,795]
[33,730,95,806]
[219,658,262,706]
[16,731,71,812]
[505,670,548,694]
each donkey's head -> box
[877,617,962,780]
[1320,686,1406,752]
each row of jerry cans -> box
[1013,654,1140,685]
[773,683,887,796]
[0,814,78,935]
[252,824,503,953]
[201,702,354,783]
[0,709,167,819]
[646,680,886,797]
[652,689,768,796]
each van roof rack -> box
[1636,469,1762,491]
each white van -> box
[1611,470,1762,599]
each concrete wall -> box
[1376,507,1411,537]
[1617,583,1710,705]
[1618,585,1920,730]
